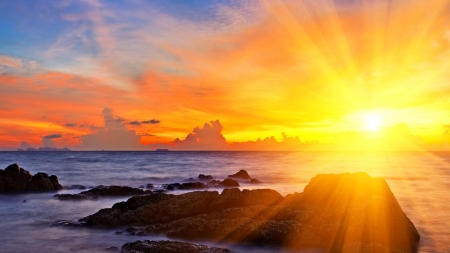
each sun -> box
[365,114,381,131]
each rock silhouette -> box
[78,172,420,252]
[121,240,231,253]
[0,163,62,193]
[56,186,151,200]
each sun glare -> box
[365,114,381,131]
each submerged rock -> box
[121,240,231,253]
[56,186,151,200]
[227,170,251,180]
[0,163,62,193]
[198,174,213,182]
[79,172,419,253]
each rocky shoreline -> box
[72,172,419,253]
[1,163,421,252]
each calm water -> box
[0,151,448,252]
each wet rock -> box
[178,182,207,190]
[81,189,282,227]
[198,174,213,182]
[56,186,151,200]
[227,170,251,180]
[249,178,262,184]
[183,178,197,182]
[206,180,221,187]
[0,163,62,193]
[66,184,87,190]
[80,186,149,196]
[219,179,239,187]
[166,185,175,190]
[80,172,419,252]
[146,183,154,189]
[121,240,231,253]
[104,246,119,251]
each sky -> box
[1,0,450,151]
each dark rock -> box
[104,246,119,251]
[227,170,251,180]
[178,182,207,190]
[183,177,197,182]
[80,172,419,253]
[56,186,150,201]
[81,189,282,227]
[219,179,239,187]
[207,180,221,187]
[166,185,175,191]
[66,184,87,190]
[198,174,213,182]
[80,186,146,196]
[121,240,231,253]
[249,178,262,184]
[0,163,62,193]
[146,183,154,189]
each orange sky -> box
[1,0,450,150]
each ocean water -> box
[0,151,448,253]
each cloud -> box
[41,133,62,148]
[19,141,33,150]
[43,134,62,139]
[142,119,160,124]
[128,119,161,126]
[77,108,146,150]
[0,55,23,68]
[129,121,141,126]
[154,120,227,150]
[65,123,77,127]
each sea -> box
[0,151,448,253]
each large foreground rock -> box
[121,240,231,253]
[80,172,419,253]
[0,163,62,193]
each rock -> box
[198,174,213,182]
[219,179,240,187]
[227,170,251,180]
[166,185,175,191]
[56,186,151,200]
[207,180,221,187]
[80,186,148,196]
[121,240,231,253]
[81,189,282,227]
[80,172,419,253]
[178,182,207,190]
[249,178,262,184]
[104,246,119,251]
[0,163,62,193]
[146,183,154,189]
[65,184,87,190]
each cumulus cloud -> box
[19,141,34,150]
[78,108,146,150]
[153,120,227,150]
[42,133,62,148]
